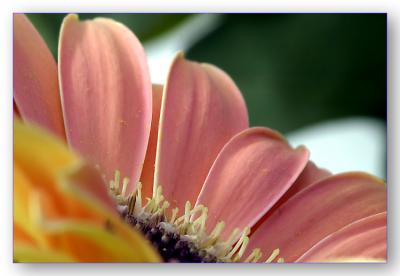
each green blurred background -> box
[27,13,386,134]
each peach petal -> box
[246,172,386,262]
[13,14,65,138]
[155,53,249,210]
[64,163,117,213]
[284,161,332,199]
[140,84,163,199]
[252,161,331,232]
[196,127,309,239]
[59,14,152,193]
[297,212,387,262]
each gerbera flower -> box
[13,13,387,263]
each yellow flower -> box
[14,120,160,262]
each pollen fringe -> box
[109,171,284,263]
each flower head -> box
[13,13,387,263]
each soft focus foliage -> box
[187,14,386,133]
[27,13,192,58]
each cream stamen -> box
[109,171,281,263]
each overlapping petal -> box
[252,161,331,232]
[14,120,160,262]
[59,14,152,194]
[155,53,249,211]
[140,84,163,199]
[284,161,332,200]
[13,14,65,138]
[245,172,386,262]
[196,127,309,239]
[297,212,387,262]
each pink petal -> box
[13,14,65,138]
[140,84,163,199]
[59,14,152,193]
[65,163,118,213]
[155,53,249,211]
[297,212,387,262]
[252,161,331,232]
[196,127,309,239]
[246,172,386,262]
[284,161,332,199]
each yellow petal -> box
[14,119,80,186]
[14,163,49,248]
[41,219,159,262]
[14,120,161,262]
[14,243,75,262]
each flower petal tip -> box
[59,12,152,193]
[175,51,185,59]
[155,53,249,211]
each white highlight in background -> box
[144,15,387,179]
[144,14,222,84]
[287,117,386,179]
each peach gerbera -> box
[13,13,387,263]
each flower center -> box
[120,209,219,262]
[109,171,283,263]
